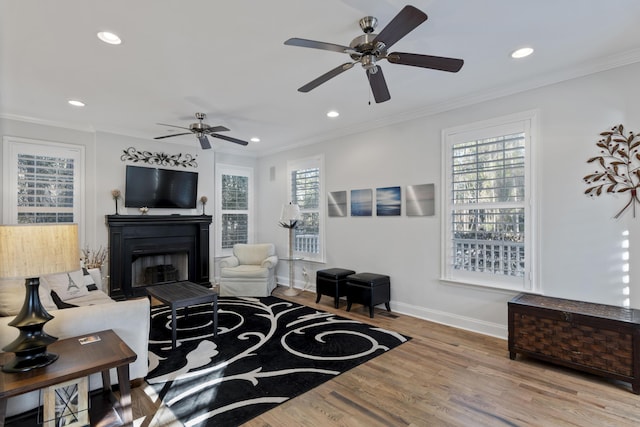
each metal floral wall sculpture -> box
[120,147,198,168]
[584,124,640,218]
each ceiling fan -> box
[154,112,249,149]
[284,5,464,103]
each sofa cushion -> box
[82,267,98,291]
[221,264,270,278]
[0,278,58,316]
[66,290,115,306]
[42,270,90,301]
[51,290,79,309]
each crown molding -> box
[259,48,640,157]
[356,48,640,134]
[5,48,640,160]
[0,113,96,133]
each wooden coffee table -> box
[0,329,136,426]
[146,281,219,349]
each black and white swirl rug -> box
[146,296,410,426]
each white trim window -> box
[287,155,325,262]
[442,111,537,291]
[3,137,84,225]
[216,164,253,256]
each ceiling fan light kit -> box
[284,5,464,103]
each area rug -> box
[146,296,410,426]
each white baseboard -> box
[391,301,507,340]
[275,278,507,340]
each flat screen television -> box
[124,165,198,209]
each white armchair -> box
[219,243,278,296]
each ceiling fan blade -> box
[298,62,355,93]
[285,38,357,55]
[367,67,391,103]
[372,5,427,50]
[154,132,192,140]
[211,133,249,146]
[198,135,211,149]
[387,52,464,72]
[204,125,230,133]
[157,123,191,131]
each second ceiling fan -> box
[154,113,249,149]
[284,5,464,103]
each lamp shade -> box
[0,224,79,279]
[280,203,301,222]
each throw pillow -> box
[42,270,90,301]
[50,290,79,309]
[0,278,58,316]
[82,267,98,291]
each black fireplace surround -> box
[106,215,212,298]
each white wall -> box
[0,124,219,275]
[4,61,640,339]
[0,118,97,245]
[92,131,215,243]
[256,62,640,338]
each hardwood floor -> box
[128,287,640,426]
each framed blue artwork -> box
[351,189,372,216]
[376,186,401,216]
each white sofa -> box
[0,268,150,418]
[219,243,278,296]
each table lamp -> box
[279,202,301,296]
[0,224,79,373]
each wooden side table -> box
[0,329,137,426]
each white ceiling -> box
[2,0,640,156]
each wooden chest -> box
[508,293,640,393]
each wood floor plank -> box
[129,288,640,426]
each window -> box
[216,165,253,255]
[442,112,537,291]
[3,137,84,225]
[287,155,325,262]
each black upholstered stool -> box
[316,268,356,308]
[346,273,391,318]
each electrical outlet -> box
[302,267,308,278]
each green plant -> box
[584,124,640,218]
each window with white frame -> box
[442,112,537,291]
[3,137,83,225]
[216,165,253,255]
[287,155,325,262]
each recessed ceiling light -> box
[68,100,85,107]
[97,31,122,45]
[327,110,339,118]
[511,47,534,59]
[250,137,260,143]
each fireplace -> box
[106,215,212,298]
[132,251,188,287]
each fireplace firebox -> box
[106,215,212,298]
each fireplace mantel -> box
[106,215,212,298]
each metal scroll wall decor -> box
[584,124,640,218]
[120,147,198,168]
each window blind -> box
[450,133,526,277]
[17,154,75,223]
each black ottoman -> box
[316,268,356,308]
[346,273,391,318]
